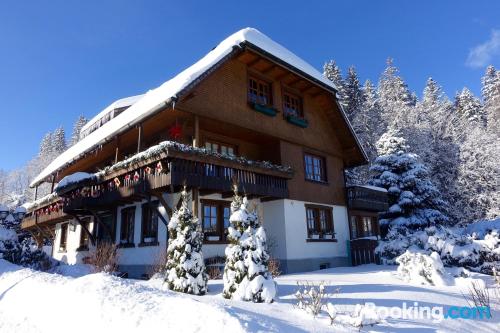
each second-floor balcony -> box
[22,141,293,229]
[347,185,388,212]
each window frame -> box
[120,206,136,247]
[247,74,273,107]
[200,199,231,244]
[303,152,328,183]
[282,90,304,118]
[77,218,91,251]
[59,223,68,252]
[304,204,335,242]
[140,202,159,246]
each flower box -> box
[323,234,335,240]
[250,102,278,117]
[286,114,308,128]
[207,236,220,242]
[144,237,156,243]
[310,234,320,240]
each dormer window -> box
[248,76,272,106]
[283,91,303,118]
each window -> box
[201,200,231,242]
[362,216,373,236]
[248,76,272,106]
[304,153,327,182]
[141,203,158,245]
[283,91,303,118]
[78,218,91,250]
[59,223,68,252]
[350,216,358,239]
[204,140,236,156]
[120,207,136,245]
[305,205,334,240]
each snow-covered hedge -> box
[377,222,500,275]
[0,226,52,270]
[396,251,448,286]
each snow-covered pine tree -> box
[377,58,415,131]
[453,88,484,137]
[323,60,346,106]
[165,188,208,295]
[481,65,500,135]
[52,126,67,154]
[223,188,276,303]
[39,132,53,157]
[70,115,88,146]
[343,66,364,122]
[345,80,384,185]
[369,129,448,233]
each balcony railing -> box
[347,186,388,212]
[22,146,292,229]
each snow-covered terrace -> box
[30,27,348,188]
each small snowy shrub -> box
[223,188,276,303]
[396,250,448,286]
[346,303,380,328]
[89,241,119,273]
[165,188,208,295]
[326,302,337,325]
[294,282,327,317]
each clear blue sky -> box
[0,0,498,171]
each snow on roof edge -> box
[80,94,145,134]
[30,27,340,187]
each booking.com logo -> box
[364,302,492,322]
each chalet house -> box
[22,28,387,277]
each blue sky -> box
[0,0,498,171]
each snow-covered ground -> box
[0,260,498,332]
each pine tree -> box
[344,66,364,122]
[453,88,484,136]
[70,116,88,146]
[223,188,276,303]
[165,188,208,295]
[481,65,500,135]
[323,60,346,105]
[369,129,448,232]
[39,132,53,157]
[52,126,67,154]
[377,58,415,130]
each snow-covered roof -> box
[80,94,144,135]
[30,28,337,187]
[359,185,388,193]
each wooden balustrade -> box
[347,186,388,212]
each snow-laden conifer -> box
[165,188,208,295]
[223,188,276,303]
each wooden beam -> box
[191,188,199,218]
[137,124,143,153]
[246,56,263,68]
[34,185,38,201]
[71,214,96,246]
[147,195,168,228]
[151,190,174,218]
[275,72,292,81]
[88,210,113,241]
[193,115,200,148]
[262,64,276,75]
[50,175,56,193]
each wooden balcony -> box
[347,186,388,212]
[22,143,292,229]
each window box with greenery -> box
[139,202,159,247]
[248,76,277,117]
[283,91,308,128]
[201,199,230,243]
[305,205,336,242]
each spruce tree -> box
[223,188,276,303]
[453,88,484,136]
[377,58,415,130]
[481,65,500,135]
[165,188,208,295]
[369,129,448,232]
[344,66,364,122]
[52,126,67,154]
[70,115,88,146]
[323,60,346,105]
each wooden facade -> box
[22,43,368,238]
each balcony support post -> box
[193,115,199,148]
[137,124,143,153]
[71,213,96,246]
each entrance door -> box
[96,211,116,243]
